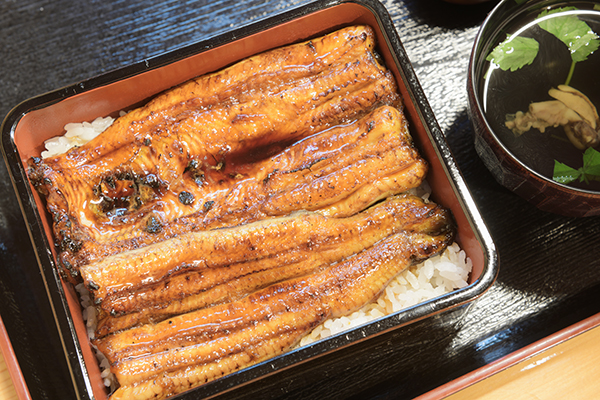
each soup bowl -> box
[468,0,600,217]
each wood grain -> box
[447,325,600,399]
[0,352,18,400]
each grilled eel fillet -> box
[27,25,401,278]
[70,105,426,281]
[95,203,455,400]
[35,102,427,280]
[87,194,450,337]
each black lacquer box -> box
[1,0,497,398]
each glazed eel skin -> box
[65,104,425,279]
[28,24,402,279]
[89,194,450,338]
[95,203,454,400]
[80,104,425,302]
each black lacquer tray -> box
[0,0,599,399]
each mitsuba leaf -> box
[538,7,600,62]
[486,35,539,72]
[553,160,581,184]
[582,147,600,177]
[553,148,600,186]
[570,31,600,62]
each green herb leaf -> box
[582,147,600,176]
[538,7,600,62]
[553,160,582,184]
[553,148,600,185]
[486,35,539,72]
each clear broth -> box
[481,2,600,192]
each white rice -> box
[297,242,471,347]
[75,283,117,390]
[41,114,121,159]
[60,115,472,388]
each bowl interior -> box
[471,0,600,195]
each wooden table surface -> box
[0,355,18,400]
[447,324,600,399]
[1,0,600,399]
